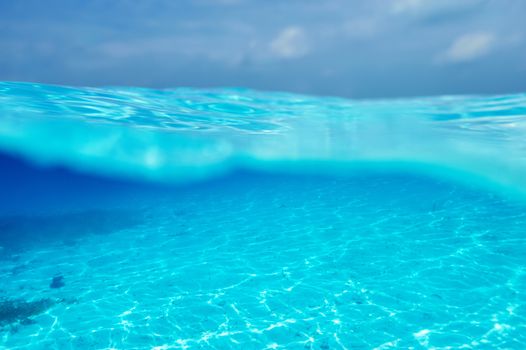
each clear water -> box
[1,82,526,349]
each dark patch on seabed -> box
[0,298,55,328]
[0,152,165,258]
[0,209,145,257]
[49,275,65,289]
[0,298,77,331]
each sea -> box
[1,82,526,349]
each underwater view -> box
[0,82,526,349]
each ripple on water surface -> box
[1,82,526,193]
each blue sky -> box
[1,0,525,98]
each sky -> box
[0,0,525,98]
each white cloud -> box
[269,26,309,59]
[391,0,483,17]
[97,34,248,66]
[342,18,378,39]
[438,32,495,63]
[391,0,427,14]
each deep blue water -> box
[1,82,526,349]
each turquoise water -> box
[1,82,526,349]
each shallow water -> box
[1,83,526,349]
